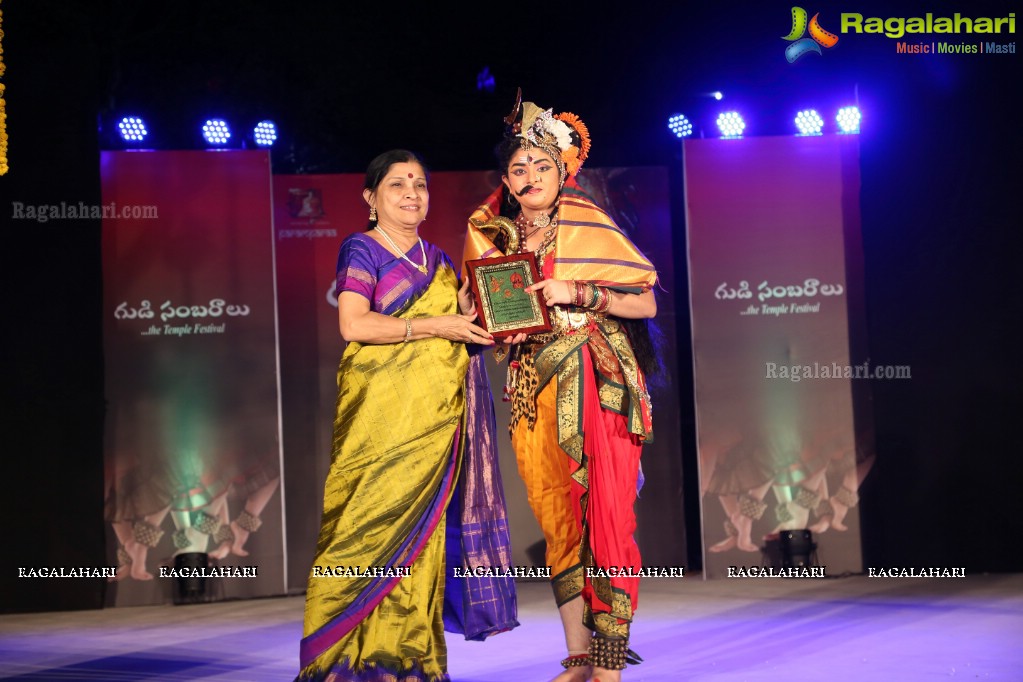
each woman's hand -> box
[427,314,495,346]
[501,332,529,345]
[457,277,477,316]
[526,279,574,306]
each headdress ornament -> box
[502,87,592,183]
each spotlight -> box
[794,109,824,136]
[476,66,496,93]
[117,116,149,143]
[253,120,278,147]
[667,114,693,139]
[712,91,724,101]
[836,106,861,134]
[202,119,232,146]
[173,552,210,605]
[716,111,745,138]
[779,529,817,568]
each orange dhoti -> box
[511,337,645,639]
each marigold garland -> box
[555,112,591,175]
[0,0,8,176]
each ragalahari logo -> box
[783,7,839,62]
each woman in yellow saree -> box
[298,150,518,682]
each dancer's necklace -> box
[515,212,558,253]
[375,226,427,274]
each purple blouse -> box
[335,232,453,316]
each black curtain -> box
[1,2,107,612]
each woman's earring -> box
[369,207,377,222]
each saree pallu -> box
[463,182,658,291]
[298,263,516,682]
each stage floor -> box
[1,572,1021,681]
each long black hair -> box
[363,149,429,229]
[622,317,663,385]
[495,135,543,216]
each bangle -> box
[403,319,413,342]
[595,286,612,313]
[585,283,598,308]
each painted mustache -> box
[516,185,535,196]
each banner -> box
[102,151,284,605]
[684,135,874,578]
[274,167,685,588]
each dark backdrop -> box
[2,0,1020,613]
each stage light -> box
[716,112,745,138]
[794,109,824,136]
[118,116,149,143]
[476,66,496,93]
[202,119,232,146]
[712,91,724,101]
[836,106,861,134]
[779,529,817,569]
[667,114,693,139]
[253,120,278,147]
[173,552,210,605]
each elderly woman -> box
[298,149,518,682]
[464,94,659,682]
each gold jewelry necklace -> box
[515,210,557,252]
[518,210,552,231]
[374,226,427,274]
[524,221,547,239]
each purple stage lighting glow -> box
[795,109,824,136]
[476,66,496,93]
[668,114,693,139]
[253,120,277,146]
[202,119,232,146]
[716,112,745,138]
[118,117,148,143]
[836,107,861,134]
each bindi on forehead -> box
[408,173,413,178]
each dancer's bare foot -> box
[709,519,738,553]
[769,502,812,537]
[737,537,759,552]
[708,535,737,552]
[230,521,250,557]
[109,562,131,582]
[733,515,759,552]
[829,499,849,531]
[208,541,232,560]
[550,665,591,682]
[590,667,622,682]
[809,516,831,534]
[127,541,154,580]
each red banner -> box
[685,135,873,578]
[102,151,284,604]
